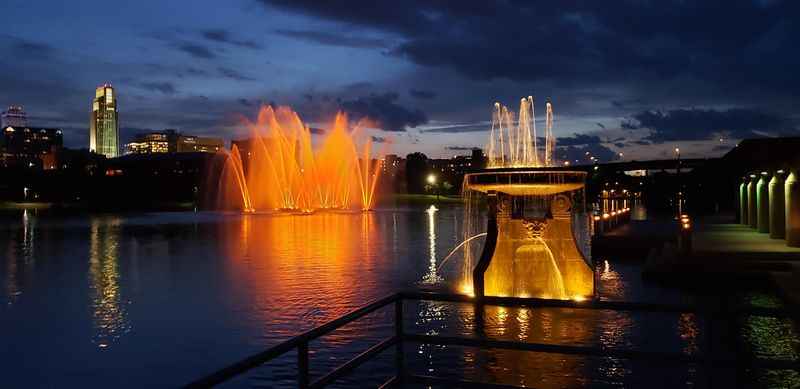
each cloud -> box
[340,92,427,132]
[371,135,387,143]
[596,122,606,129]
[309,127,325,135]
[625,108,797,143]
[420,122,489,133]
[258,0,800,102]
[139,81,177,95]
[409,89,436,100]
[7,36,54,59]
[218,67,255,81]
[558,144,620,163]
[177,43,216,59]
[445,146,478,151]
[557,133,603,146]
[201,29,261,49]
[274,29,388,49]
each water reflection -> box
[415,300,448,374]
[4,209,36,306]
[677,313,699,355]
[221,211,387,335]
[422,205,442,284]
[598,259,625,300]
[88,217,131,348]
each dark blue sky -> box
[2,0,798,160]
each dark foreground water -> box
[1,205,798,388]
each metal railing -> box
[186,291,797,388]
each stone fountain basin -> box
[464,169,587,196]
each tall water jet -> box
[462,97,594,300]
[214,105,384,212]
[486,97,557,168]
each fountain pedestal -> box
[466,170,594,300]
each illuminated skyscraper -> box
[90,84,119,158]
[2,106,28,128]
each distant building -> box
[0,125,63,168]
[90,84,119,158]
[382,154,402,176]
[125,129,223,154]
[125,132,170,154]
[1,106,28,128]
[176,134,224,153]
[471,148,486,169]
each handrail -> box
[186,293,400,388]
[186,291,794,388]
[399,290,791,317]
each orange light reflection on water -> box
[221,212,384,334]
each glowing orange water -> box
[216,105,383,211]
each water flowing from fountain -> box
[214,105,383,212]
[435,232,488,273]
[486,97,557,168]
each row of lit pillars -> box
[739,169,800,247]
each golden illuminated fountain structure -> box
[461,97,594,300]
[214,106,383,212]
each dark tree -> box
[405,152,429,194]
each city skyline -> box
[1,1,798,160]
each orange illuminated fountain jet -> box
[215,105,383,212]
[461,97,594,300]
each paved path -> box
[693,223,800,261]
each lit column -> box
[739,178,748,225]
[757,172,770,233]
[747,174,757,229]
[786,171,800,247]
[769,171,786,239]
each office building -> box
[124,129,223,154]
[1,106,28,128]
[90,84,119,158]
[1,125,63,168]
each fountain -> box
[214,105,383,212]
[461,97,594,300]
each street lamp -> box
[427,173,439,200]
[427,174,436,185]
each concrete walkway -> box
[693,223,800,261]
[644,222,800,309]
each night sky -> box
[2,0,798,160]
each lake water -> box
[1,205,797,388]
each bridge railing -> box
[186,291,796,389]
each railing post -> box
[705,310,713,389]
[395,297,405,384]
[298,341,309,389]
